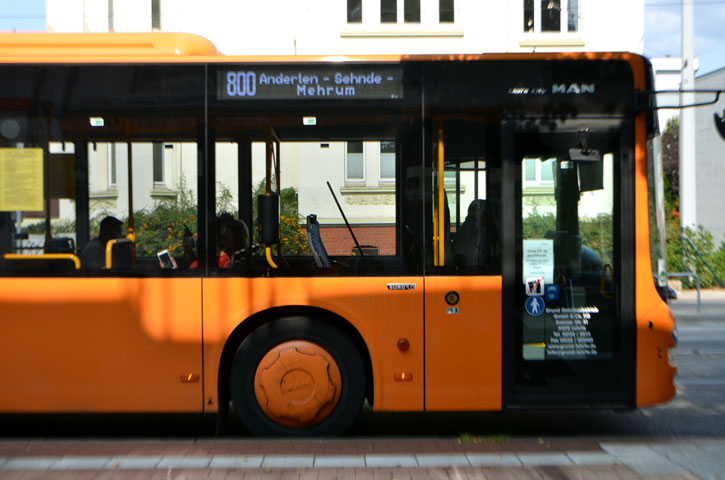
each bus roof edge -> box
[0,32,220,58]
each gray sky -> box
[644,0,725,75]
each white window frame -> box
[523,157,556,187]
[107,143,117,189]
[345,141,365,183]
[438,0,456,24]
[524,0,579,35]
[153,142,173,187]
[379,140,396,182]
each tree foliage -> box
[661,117,725,287]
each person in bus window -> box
[217,213,249,269]
[80,216,123,270]
[180,214,249,269]
[453,199,487,271]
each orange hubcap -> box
[254,340,342,428]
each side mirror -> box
[715,111,725,141]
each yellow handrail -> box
[601,263,615,300]
[265,246,279,269]
[434,125,446,266]
[3,253,81,270]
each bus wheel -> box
[230,317,365,436]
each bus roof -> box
[0,32,644,82]
[0,32,220,59]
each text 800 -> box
[226,72,257,97]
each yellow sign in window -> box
[0,148,44,212]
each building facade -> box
[695,68,725,245]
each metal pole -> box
[679,0,696,230]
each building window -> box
[523,157,555,186]
[524,0,578,33]
[567,0,578,32]
[380,141,396,181]
[381,0,396,22]
[378,0,420,24]
[439,0,454,23]
[346,141,364,182]
[153,143,173,186]
[404,0,420,23]
[348,0,362,23]
[107,143,117,188]
[151,0,161,30]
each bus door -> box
[425,119,503,411]
[502,118,635,407]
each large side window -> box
[0,65,204,277]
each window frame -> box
[345,141,366,184]
[523,0,579,34]
[107,143,117,189]
[522,157,556,188]
[379,140,396,183]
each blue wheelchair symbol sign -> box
[545,285,560,301]
[525,296,545,316]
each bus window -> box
[433,119,501,275]
[0,64,204,277]
[210,104,410,276]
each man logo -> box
[552,83,595,94]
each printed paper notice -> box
[523,239,554,284]
[0,148,44,212]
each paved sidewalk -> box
[0,438,723,479]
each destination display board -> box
[217,66,402,100]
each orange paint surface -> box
[425,277,502,411]
[0,278,203,412]
[632,112,677,407]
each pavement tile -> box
[364,454,418,468]
[651,444,725,480]
[566,451,618,465]
[261,455,315,468]
[107,456,161,469]
[415,453,470,467]
[51,456,112,469]
[156,455,212,469]
[209,455,264,468]
[516,452,572,466]
[600,444,690,476]
[465,453,521,467]
[2,457,60,470]
[313,454,366,467]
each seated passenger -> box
[80,216,124,270]
[453,199,487,270]
[217,213,249,269]
[179,214,248,269]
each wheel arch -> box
[217,305,374,414]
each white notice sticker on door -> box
[523,239,554,284]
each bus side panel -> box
[424,276,502,411]
[0,278,203,412]
[202,277,424,413]
[634,115,677,406]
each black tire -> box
[229,316,366,436]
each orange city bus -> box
[0,33,676,436]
